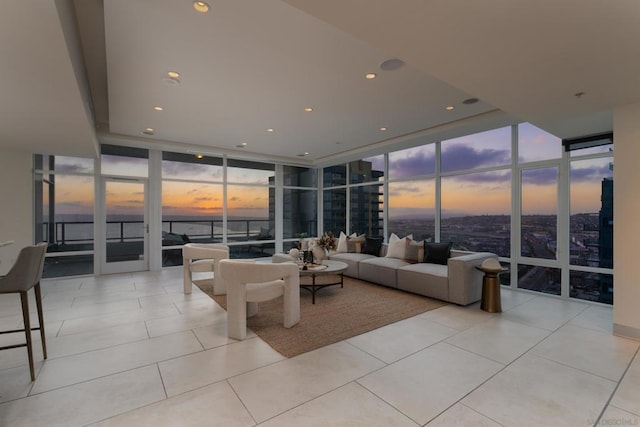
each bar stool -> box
[0,242,48,381]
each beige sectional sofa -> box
[329,245,497,305]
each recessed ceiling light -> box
[379,58,405,71]
[193,1,209,13]
[267,128,274,133]
[304,107,313,112]
[297,152,310,157]
[236,142,248,148]
[143,128,154,135]
[167,71,180,79]
[445,105,455,111]
[365,73,377,80]
[195,154,204,159]
[153,106,164,111]
[379,127,387,131]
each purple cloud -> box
[389,151,435,178]
[163,161,222,179]
[570,164,613,182]
[441,144,510,172]
[522,168,557,185]
[450,171,511,184]
[54,163,92,173]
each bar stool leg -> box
[20,291,35,381]
[34,283,47,359]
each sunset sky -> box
[45,124,612,219]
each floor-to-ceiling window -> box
[440,127,511,257]
[322,164,347,234]
[34,123,614,304]
[283,165,317,251]
[349,156,384,237]
[387,145,435,241]
[34,155,95,278]
[161,152,224,266]
[568,139,614,303]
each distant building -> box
[323,161,383,236]
[599,177,614,303]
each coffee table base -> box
[300,273,344,304]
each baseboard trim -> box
[614,323,640,341]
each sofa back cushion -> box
[386,233,412,259]
[362,236,383,256]
[424,242,452,265]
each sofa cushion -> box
[328,252,376,278]
[397,263,449,301]
[424,242,452,265]
[362,236,383,256]
[359,256,410,288]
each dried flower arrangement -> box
[316,232,337,251]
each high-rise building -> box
[599,177,614,303]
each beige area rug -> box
[196,276,447,358]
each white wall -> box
[0,149,33,275]
[613,102,640,340]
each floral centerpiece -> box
[316,232,337,251]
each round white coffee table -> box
[299,260,348,304]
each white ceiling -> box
[1,0,638,164]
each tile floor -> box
[0,268,639,426]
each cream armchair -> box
[182,243,229,295]
[219,260,300,340]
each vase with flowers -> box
[313,232,336,261]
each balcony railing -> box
[40,219,276,248]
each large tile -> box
[46,321,149,359]
[463,354,616,427]
[426,403,501,427]
[358,342,502,425]
[90,381,254,427]
[191,321,256,349]
[418,304,495,331]
[0,364,36,404]
[260,382,418,427]
[445,317,551,364]
[0,365,165,427]
[347,316,458,363]
[159,337,285,397]
[229,341,385,423]
[138,291,209,310]
[498,287,537,311]
[611,352,640,416]
[501,295,588,331]
[31,331,203,394]
[57,304,179,336]
[42,298,141,323]
[145,305,227,338]
[71,287,167,306]
[531,324,638,381]
[569,304,614,334]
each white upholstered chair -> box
[182,243,229,295]
[219,259,300,340]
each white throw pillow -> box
[336,231,352,253]
[386,233,411,259]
